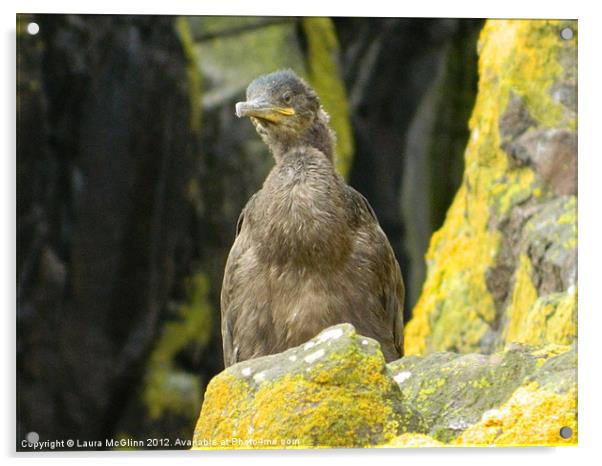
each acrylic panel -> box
[16,14,577,451]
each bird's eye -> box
[282,92,293,104]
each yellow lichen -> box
[405,20,576,355]
[191,373,251,449]
[546,290,577,344]
[530,343,572,360]
[504,254,539,344]
[506,287,577,347]
[194,368,399,448]
[381,433,445,448]
[455,382,577,446]
[492,167,538,215]
[301,17,354,178]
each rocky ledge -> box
[192,323,576,448]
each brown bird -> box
[221,70,404,367]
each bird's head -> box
[235,70,333,160]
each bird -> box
[221,69,404,367]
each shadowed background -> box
[16,14,482,448]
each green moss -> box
[176,17,203,134]
[301,18,354,178]
[190,18,305,108]
[144,273,212,420]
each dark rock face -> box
[336,18,483,314]
[17,14,201,447]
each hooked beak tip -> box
[235,102,246,118]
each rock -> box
[16,14,205,445]
[389,343,576,443]
[193,323,576,448]
[455,346,577,446]
[506,128,577,196]
[405,19,577,355]
[454,384,577,446]
[401,20,482,313]
[193,324,420,448]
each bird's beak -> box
[235,99,295,123]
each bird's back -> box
[221,147,404,366]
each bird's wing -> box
[347,186,405,357]
[220,194,256,367]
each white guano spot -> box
[289,355,297,362]
[393,371,412,384]
[253,371,266,383]
[304,341,316,351]
[448,419,469,430]
[241,367,252,377]
[317,327,344,342]
[361,339,369,346]
[304,349,325,364]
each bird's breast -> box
[266,265,355,349]
[252,175,351,268]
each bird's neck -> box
[269,118,335,164]
[254,145,351,268]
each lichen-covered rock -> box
[405,19,577,355]
[462,346,578,446]
[455,382,577,446]
[193,323,576,448]
[192,324,419,448]
[389,343,576,443]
